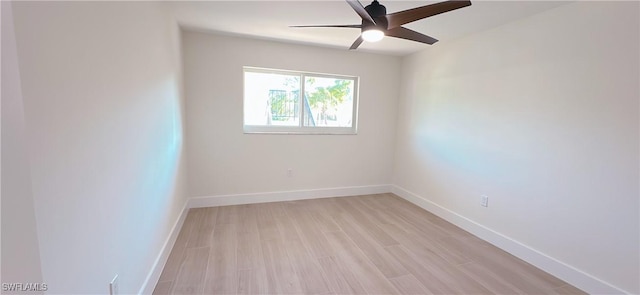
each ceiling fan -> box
[292,0,472,50]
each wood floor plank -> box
[283,238,332,294]
[234,205,271,293]
[261,238,303,294]
[157,242,187,284]
[203,223,237,294]
[480,254,566,293]
[389,274,430,295]
[274,206,302,242]
[171,246,210,295]
[324,231,399,294]
[305,200,342,232]
[215,205,238,225]
[332,213,409,278]
[186,207,218,248]
[317,256,367,295]
[387,243,492,294]
[237,269,256,295]
[457,261,523,294]
[310,211,342,233]
[256,203,280,241]
[284,203,334,258]
[236,204,257,234]
[378,220,472,266]
[385,244,462,294]
[360,196,449,240]
[318,197,351,216]
[334,198,399,247]
[238,266,269,294]
[152,281,172,295]
[265,201,287,216]
[237,269,270,295]
[443,235,567,293]
[291,198,342,232]
[376,197,453,240]
[236,205,263,270]
[383,194,475,239]
[364,196,475,266]
[350,195,402,226]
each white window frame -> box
[243,66,359,135]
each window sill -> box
[243,126,357,135]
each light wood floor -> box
[153,193,586,295]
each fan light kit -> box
[362,29,384,42]
[292,0,472,50]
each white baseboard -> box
[391,185,628,295]
[188,184,392,208]
[138,202,190,295]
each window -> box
[243,67,358,134]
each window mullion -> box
[299,74,305,128]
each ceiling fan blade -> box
[346,0,376,25]
[349,36,364,50]
[386,27,438,45]
[386,0,471,29]
[290,24,362,28]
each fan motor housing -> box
[363,0,388,29]
[364,0,386,17]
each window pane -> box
[244,71,300,126]
[304,76,354,127]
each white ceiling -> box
[164,0,569,56]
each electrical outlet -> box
[109,274,119,295]
[287,168,293,177]
[480,195,489,207]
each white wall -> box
[183,31,400,197]
[394,1,639,294]
[1,2,44,292]
[10,2,188,294]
